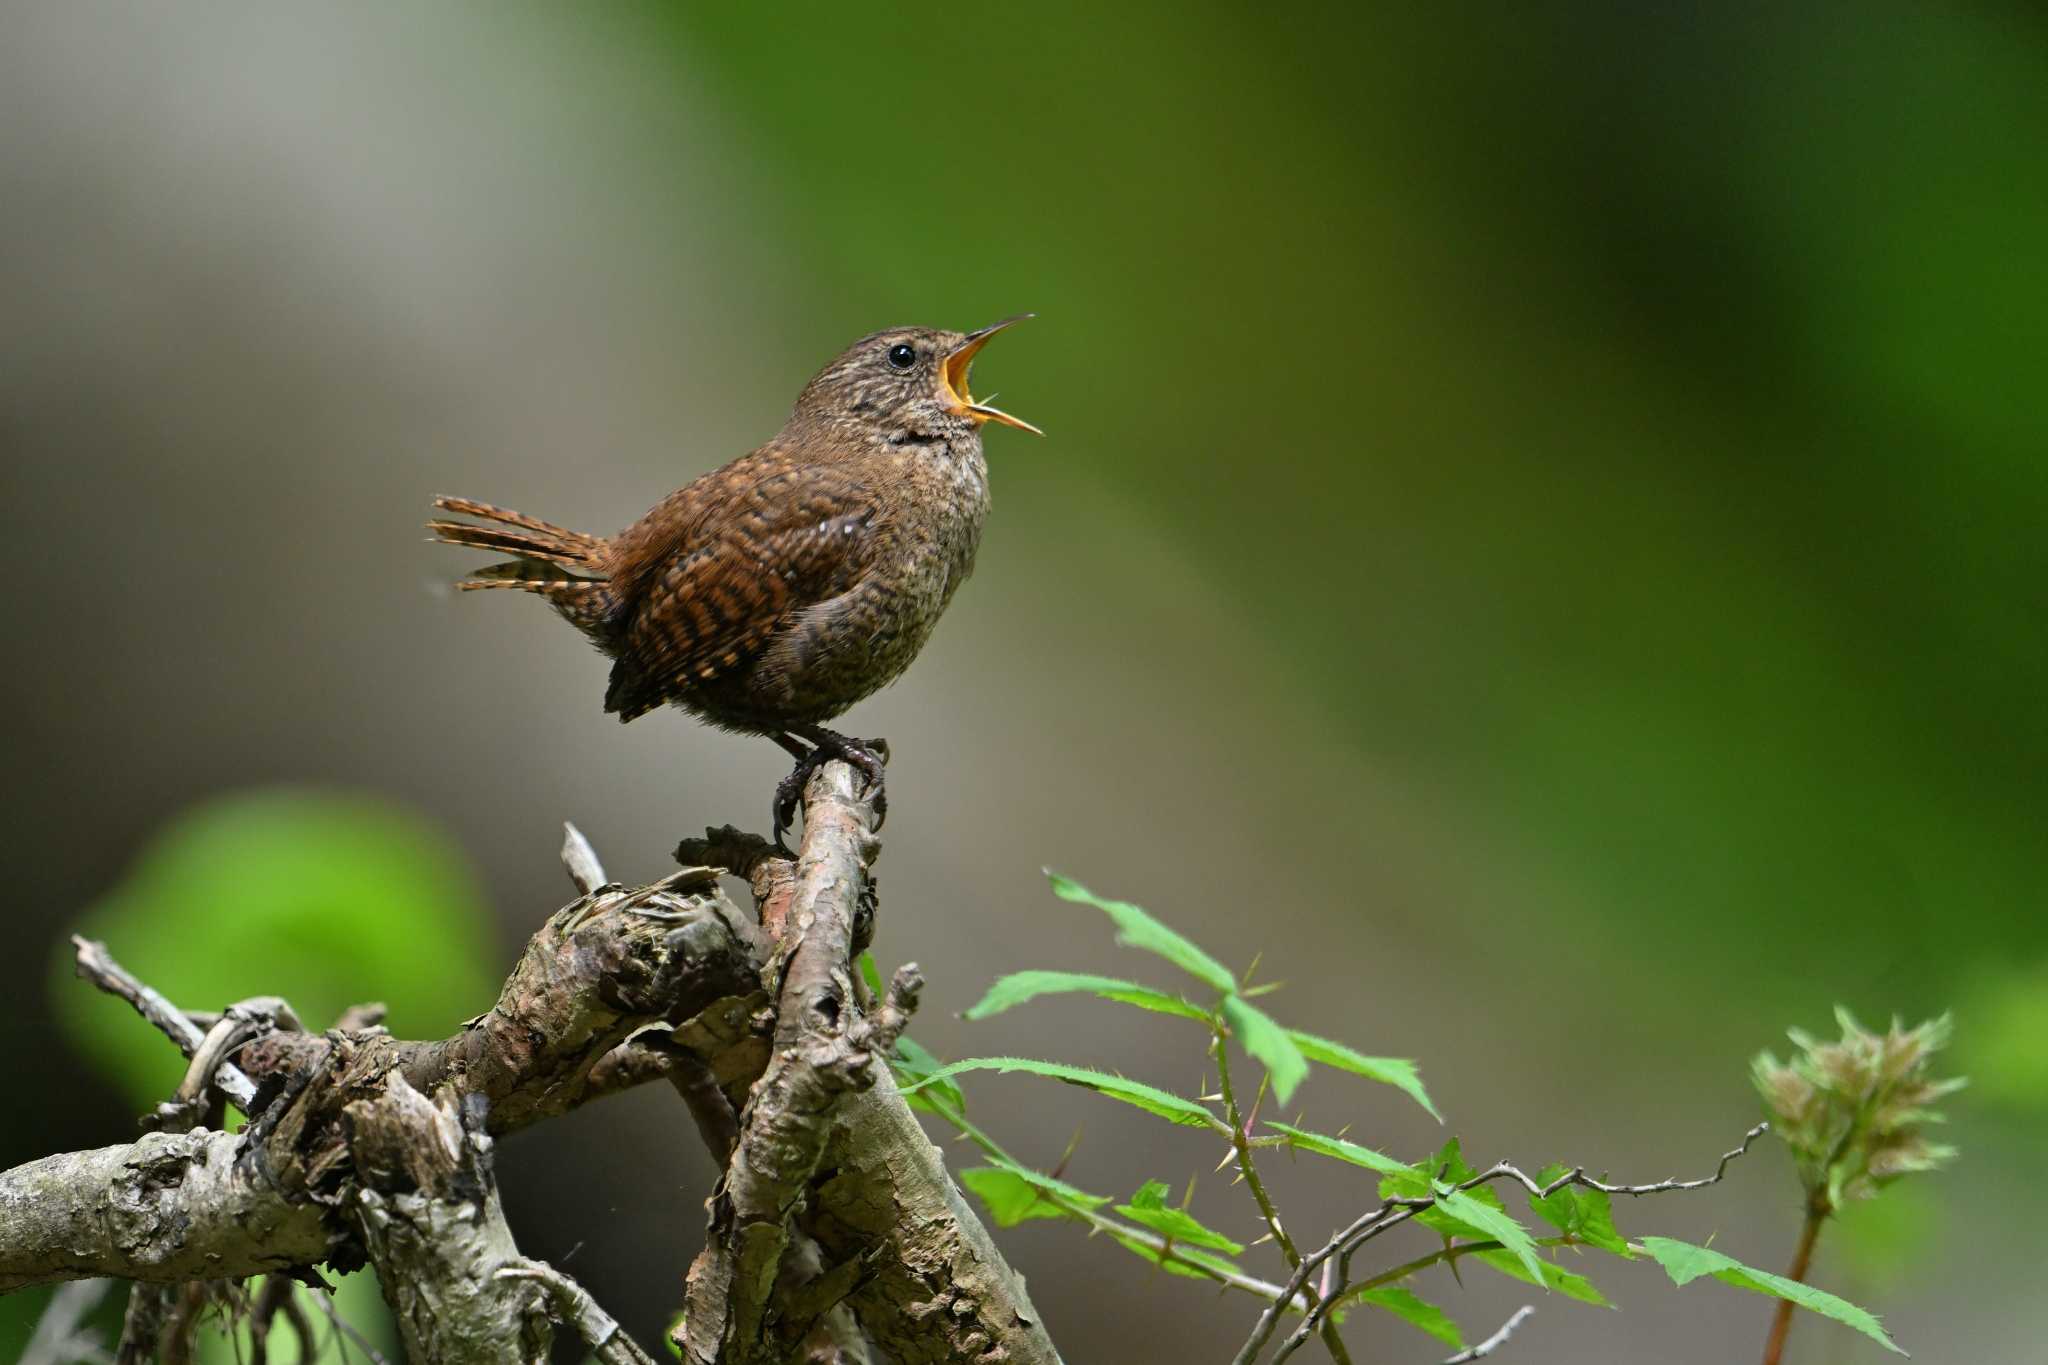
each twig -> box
[71,938,257,1111]
[21,1280,115,1365]
[910,1082,1303,1307]
[305,1290,392,1365]
[497,1261,659,1365]
[561,821,609,896]
[1237,1124,1769,1365]
[1443,1306,1535,1363]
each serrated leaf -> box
[959,1156,1110,1227]
[857,951,884,999]
[1287,1030,1440,1120]
[1641,1238,1904,1354]
[1433,1185,1544,1284]
[901,1057,1221,1128]
[1527,1177,1631,1257]
[1106,1229,1245,1281]
[889,1035,963,1115]
[963,970,1211,1023]
[1266,1122,1413,1177]
[1357,1286,1464,1349]
[1046,872,1236,993]
[1115,1180,1245,1253]
[1384,1139,1493,1204]
[1223,996,1308,1104]
[961,1168,1075,1226]
[1474,1248,1610,1306]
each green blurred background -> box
[2,1,2041,1359]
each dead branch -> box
[676,763,1061,1365]
[4,762,1065,1365]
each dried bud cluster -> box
[1752,1008,1963,1212]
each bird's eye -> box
[886,343,916,371]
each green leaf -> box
[1115,1180,1245,1253]
[1105,1230,1245,1281]
[900,1057,1220,1128]
[961,1168,1075,1226]
[1356,1286,1464,1349]
[889,1035,964,1115]
[1474,1248,1610,1306]
[962,970,1211,1023]
[1265,1122,1413,1177]
[1641,1238,1905,1355]
[1046,872,1236,993]
[1287,1030,1440,1120]
[959,1155,1110,1227]
[1223,996,1308,1104]
[857,951,884,999]
[1432,1185,1544,1284]
[1527,1171,1631,1257]
[1383,1139,1491,1203]
[57,791,496,1108]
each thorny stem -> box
[910,1085,1305,1308]
[1214,1033,1352,1365]
[1759,1200,1828,1365]
[1235,1124,1768,1365]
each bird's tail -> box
[428,495,614,636]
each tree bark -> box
[1,763,1065,1365]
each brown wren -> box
[430,317,1039,845]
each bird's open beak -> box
[942,314,1043,435]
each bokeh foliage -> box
[55,790,498,1108]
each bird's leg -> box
[772,725,889,851]
[770,731,818,854]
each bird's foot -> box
[772,732,889,853]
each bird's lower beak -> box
[942,314,1043,435]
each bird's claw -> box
[771,733,890,851]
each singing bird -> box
[430,317,1039,844]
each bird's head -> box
[791,316,1042,445]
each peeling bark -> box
[3,769,1068,1364]
[0,1130,333,1292]
[346,1077,553,1364]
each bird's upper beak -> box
[941,315,1043,435]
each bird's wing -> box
[604,461,877,719]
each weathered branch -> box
[0,1130,336,1292]
[679,764,887,1365]
[346,1078,553,1362]
[8,764,1064,1365]
[4,851,758,1295]
[680,763,1062,1365]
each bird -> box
[429,316,1040,847]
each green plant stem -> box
[1324,1235,1581,1317]
[907,1084,1301,1307]
[1215,1031,1354,1365]
[1760,1203,1827,1365]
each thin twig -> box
[1236,1123,1769,1365]
[1216,1035,1351,1365]
[21,1280,115,1365]
[497,1261,659,1365]
[1442,1306,1535,1363]
[71,938,258,1111]
[306,1292,391,1365]
[913,1082,1303,1308]
[561,821,609,896]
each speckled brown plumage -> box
[430,318,1038,842]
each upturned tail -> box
[428,495,615,637]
